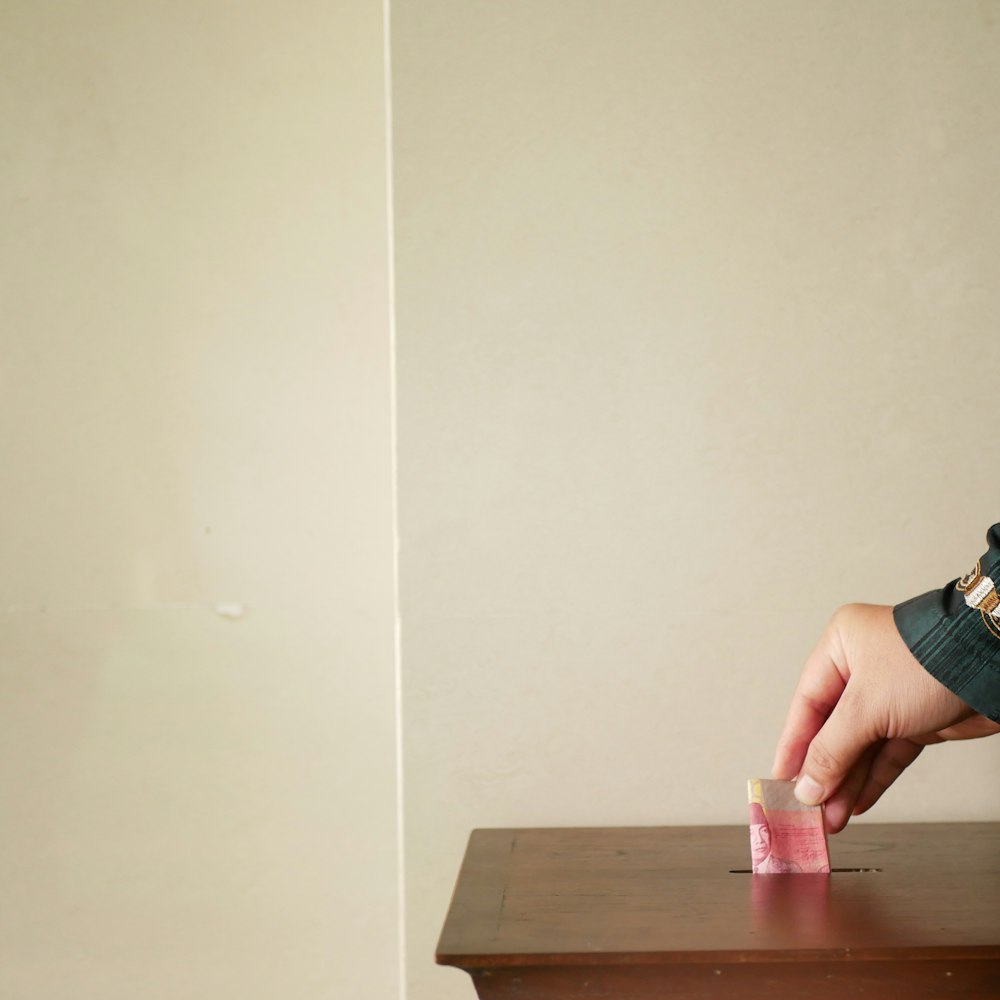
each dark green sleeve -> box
[893,524,1000,725]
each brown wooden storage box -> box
[437,823,1000,998]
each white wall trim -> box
[383,1,406,997]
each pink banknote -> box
[747,778,831,874]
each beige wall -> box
[394,3,1000,999]
[2,2,399,998]
[8,3,1000,998]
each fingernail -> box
[794,775,824,806]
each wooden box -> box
[437,823,1000,998]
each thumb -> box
[794,689,875,806]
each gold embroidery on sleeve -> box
[957,562,1000,641]
[957,562,982,593]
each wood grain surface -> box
[437,823,1000,998]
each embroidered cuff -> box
[892,526,1000,726]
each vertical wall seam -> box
[382,0,406,997]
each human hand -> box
[772,603,1000,834]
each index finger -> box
[772,631,848,780]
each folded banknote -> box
[747,778,831,874]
